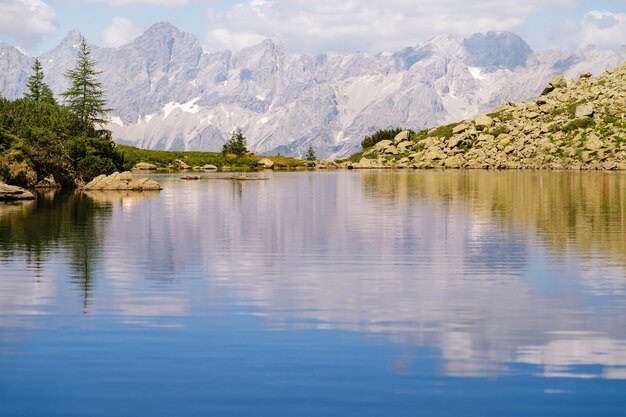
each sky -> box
[0,0,625,56]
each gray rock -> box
[83,172,162,191]
[373,140,393,152]
[133,162,157,170]
[0,183,35,200]
[174,159,191,170]
[448,136,463,148]
[474,114,494,130]
[584,135,603,151]
[575,104,594,118]
[393,130,411,143]
[540,75,567,95]
[397,141,413,152]
[423,148,446,161]
[384,145,400,155]
[443,156,462,168]
[257,158,274,169]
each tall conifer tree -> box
[61,38,110,126]
[24,58,46,101]
[305,145,317,161]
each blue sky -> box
[0,0,625,55]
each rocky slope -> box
[1,23,625,159]
[352,61,626,170]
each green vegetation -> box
[551,100,581,119]
[117,145,306,170]
[0,39,122,187]
[486,126,510,137]
[305,145,317,161]
[562,117,595,132]
[361,128,409,149]
[61,38,110,127]
[24,58,55,105]
[221,128,248,156]
[487,110,514,122]
[423,122,460,140]
[0,98,123,187]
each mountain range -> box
[1,22,624,158]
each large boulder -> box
[393,130,411,143]
[257,158,274,169]
[0,182,35,200]
[384,145,400,155]
[443,156,463,168]
[200,164,218,171]
[133,162,157,170]
[540,75,567,95]
[373,140,393,152]
[174,159,191,170]
[584,134,603,152]
[317,160,338,169]
[575,104,594,118]
[82,172,162,191]
[474,114,494,130]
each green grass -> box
[485,126,510,137]
[551,100,583,119]
[427,122,461,140]
[562,117,595,133]
[487,110,514,122]
[345,151,364,163]
[116,145,306,171]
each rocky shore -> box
[349,61,626,170]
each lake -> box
[1,170,625,416]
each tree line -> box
[0,38,122,187]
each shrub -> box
[562,117,595,133]
[361,128,406,149]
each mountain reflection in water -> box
[0,171,625,382]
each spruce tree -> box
[40,84,57,105]
[222,128,248,156]
[61,38,110,127]
[24,58,46,101]
[305,145,316,161]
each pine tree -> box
[24,58,46,101]
[305,145,317,161]
[222,128,248,156]
[61,38,110,127]
[40,84,57,105]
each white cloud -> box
[579,10,626,49]
[101,16,143,48]
[202,0,579,54]
[88,0,187,6]
[0,0,57,47]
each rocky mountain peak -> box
[144,21,181,37]
[463,31,532,69]
[58,29,85,49]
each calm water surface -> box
[1,171,625,416]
